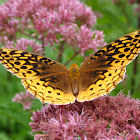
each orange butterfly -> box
[0,30,140,105]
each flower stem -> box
[56,42,65,63]
[64,50,80,66]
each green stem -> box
[64,50,80,66]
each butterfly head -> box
[69,64,80,78]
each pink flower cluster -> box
[0,0,106,55]
[13,91,34,110]
[30,94,140,140]
[5,38,43,55]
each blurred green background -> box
[0,0,140,139]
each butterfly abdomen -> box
[69,64,80,96]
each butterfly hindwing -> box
[77,67,126,102]
[22,75,75,105]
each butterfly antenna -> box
[74,40,91,64]
[53,47,72,64]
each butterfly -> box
[0,30,140,105]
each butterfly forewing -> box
[77,30,140,102]
[0,49,76,105]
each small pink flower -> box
[72,1,97,27]
[13,91,34,110]
[77,25,106,55]
[60,24,78,45]
[5,38,44,55]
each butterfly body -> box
[0,30,140,105]
[69,64,80,96]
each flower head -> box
[30,94,140,139]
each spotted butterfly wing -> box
[77,30,140,102]
[0,49,76,105]
[0,30,140,105]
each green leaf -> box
[0,103,31,129]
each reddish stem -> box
[56,42,65,63]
